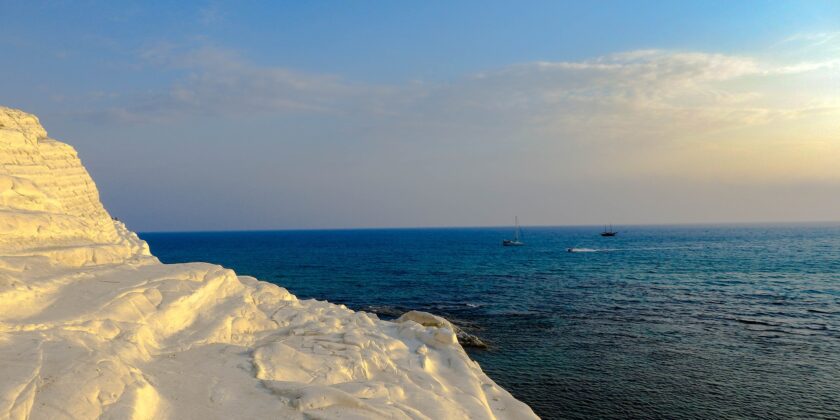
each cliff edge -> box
[0,107,538,419]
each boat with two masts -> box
[503,216,525,246]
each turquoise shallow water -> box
[141,224,840,419]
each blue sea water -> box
[140,224,840,419]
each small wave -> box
[734,318,779,327]
[807,308,838,315]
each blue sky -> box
[4,1,837,83]
[2,1,839,230]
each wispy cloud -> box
[90,45,383,122]
[779,31,840,49]
[772,58,840,74]
[197,2,224,25]
[85,41,839,159]
[404,49,838,147]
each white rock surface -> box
[0,107,538,419]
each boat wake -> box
[567,247,598,253]
[568,245,710,253]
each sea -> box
[140,224,840,419]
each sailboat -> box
[600,224,618,237]
[502,216,525,246]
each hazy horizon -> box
[136,219,840,235]
[3,1,839,232]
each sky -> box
[1,1,839,231]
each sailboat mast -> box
[515,216,520,242]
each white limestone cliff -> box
[0,107,538,419]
